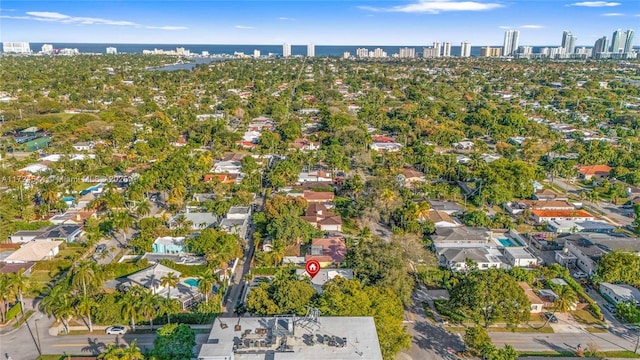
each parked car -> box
[96,244,107,253]
[543,312,558,323]
[604,303,617,314]
[105,325,127,335]
[572,272,588,279]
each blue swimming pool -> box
[61,197,75,202]
[498,238,520,247]
[184,278,199,288]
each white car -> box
[572,272,588,279]
[105,325,127,335]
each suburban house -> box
[49,210,96,225]
[370,142,402,152]
[533,188,567,201]
[301,203,342,232]
[427,200,463,215]
[297,170,333,184]
[289,138,320,152]
[437,247,504,271]
[123,264,201,309]
[547,219,615,234]
[152,236,186,254]
[565,238,607,275]
[530,209,594,224]
[504,200,575,215]
[577,165,611,181]
[400,168,425,187]
[503,247,538,268]
[305,237,347,266]
[296,268,354,293]
[219,206,252,239]
[288,190,334,205]
[431,226,491,246]
[427,210,460,228]
[0,262,36,276]
[169,212,218,230]
[518,282,545,314]
[9,225,83,243]
[4,241,63,263]
[72,141,95,151]
[452,141,474,150]
[599,282,640,305]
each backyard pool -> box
[498,238,521,247]
[61,196,75,202]
[184,278,199,288]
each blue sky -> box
[0,1,638,45]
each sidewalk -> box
[0,298,40,335]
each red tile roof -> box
[307,237,347,263]
[531,209,593,218]
[578,165,611,176]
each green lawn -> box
[585,326,608,333]
[30,270,53,283]
[573,309,605,326]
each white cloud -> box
[235,25,254,29]
[569,1,620,6]
[359,0,503,14]
[2,10,186,30]
[520,24,543,28]
[601,12,624,15]
[498,25,512,29]
[278,17,295,20]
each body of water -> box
[28,43,575,58]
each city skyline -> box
[1,0,640,45]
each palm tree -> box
[554,286,578,313]
[122,287,142,332]
[587,190,600,206]
[160,272,179,302]
[0,274,9,324]
[76,295,97,332]
[70,261,102,298]
[8,269,30,315]
[40,284,74,334]
[158,296,181,325]
[139,290,159,330]
[98,339,144,360]
[135,199,151,218]
[197,269,217,305]
[113,210,135,243]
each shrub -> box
[5,303,22,323]
[563,275,603,320]
[157,260,207,277]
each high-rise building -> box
[518,46,533,58]
[3,42,30,53]
[623,29,635,53]
[307,43,315,57]
[594,36,609,54]
[372,48,386,58]
[399,47,415,58]
[481,46,501,57]
[253,49,261,58]
[503,30,520,56]
[561,31,577,55]
[356,48,369,58]
[611,29,623,53]
[282,43,291,57]
[433,42,442,57]
[106,47,118,55]
[422,47,438,58]
[442,42,451,57]
[460,41,471,57]
[343,51,351,59]
[41,44,53,54]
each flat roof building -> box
[198,315,382,360]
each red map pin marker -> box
[305,259,321,279]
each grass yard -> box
[585,326,608,333]
[30,270,53,283]
[572,309,605,326]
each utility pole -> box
[34,318,42,356]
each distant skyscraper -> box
[3,42,30,53]
[503,30,519,56]
[460,41,471,57]
[307,43,315,57]
[518,46,533,58]
[433,42,442,57]
[594,36,609,54]
[253,49,261,58]
[282,43,291,57]
[481,46,501,57]
[623,29,635,53]
[442,42,451,57]
[41,44,53,54]
[611,29,623,53]
[343,51,351,59]
[422,47,438,58]
[561,31,577,55]
[372,48,386,58]
[356,48,369,58]
[106,47,117,55]
[399,47,415,58]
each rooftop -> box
[5,241,63,263]
[578,165,612,176]
[198,316,383,360]
[531,209,593,218]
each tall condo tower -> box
[442,42,451,57]
[460,41,471,57]
[594,36,609,54]
[433,42,442,57]
[623,29,635,53]
[561,31,577,55]
[307,43,315,57]
[610,29,622,53]
[503,30,520,56]
[282,43,291,57]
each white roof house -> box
[19,163,50,174]
[600,282,640,305]
[5,241,62,263]
[126,264,182,294]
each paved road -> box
[398,284,465,360]
[491,330,640,353]
[552,178,633,227]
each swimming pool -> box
[498,238,521,247]
[61,196,75,202]
[184,278,199,288]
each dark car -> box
[543,312,558,323]
[96,244,107,253]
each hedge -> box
[157,260,208,277]
[563,275,603,320]
[5,303,22,323]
